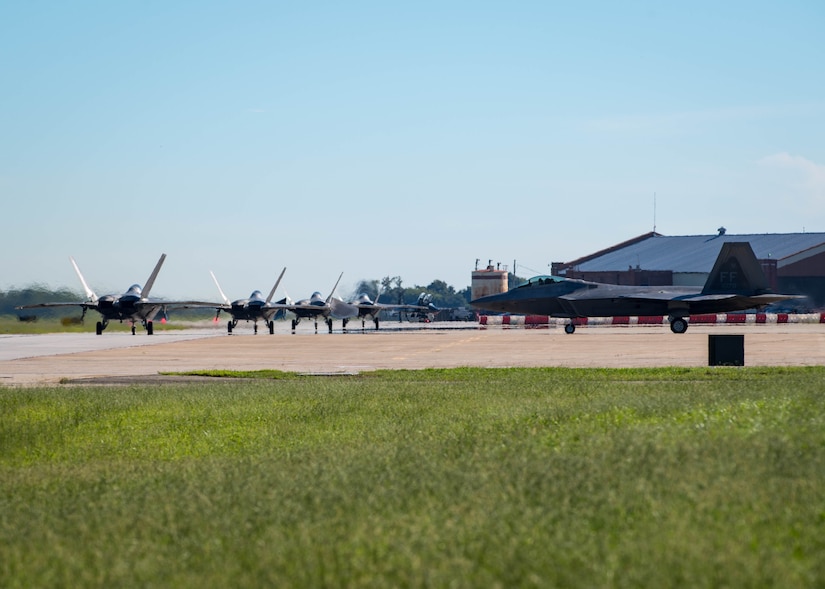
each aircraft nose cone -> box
[470,293,508,313]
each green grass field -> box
[2,367,824,587]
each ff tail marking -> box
[702,242,770,295]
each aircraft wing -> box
[568,291,806,315]
[606,292,805,305]
[272,299,358,318]
[373,303,431,310]
[329,298,358,319]
[272,302,324,313]
[134,301,167,320]
[679,293,805,305]
[166,301,230,311]
[260,306,291,321]
[16,302,98,310]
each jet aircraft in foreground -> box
[281,273,358,333]
[206,268,288,334]
[342,291,434,330]
[17,254,199,335]
[471,242,803,334]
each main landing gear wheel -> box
[268,321,274,335]
[96,321,104,335]
[227,320,234,334]
[146,321,153,335]
[670,318,688,334]
[564,323,576,334]
[254,323,258,334]
[327,318,333,333]
[131,324,137,335]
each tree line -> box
[352,276,472,309]
[0,286,79,317]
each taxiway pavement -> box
[0,322,823,386]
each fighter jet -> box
[471,242,803,334]
[206,268,288,334]
[342,291,434,330]
[16,254,199,335]
[282,272,358,333]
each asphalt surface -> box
[0,322,823,386]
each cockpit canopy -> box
[518,275,566,288]
[355,293,374,304]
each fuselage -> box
[293,292,330,318]
[470,275,765,319]
[226,290,273,321]
[94,285,162,322]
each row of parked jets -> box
[21,243,803,337]
[17,254,437,335]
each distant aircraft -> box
[342,291,434,330]
[206,268,288,334]
[471,242,804,334]
[282,273,358,333]
[16,254,199,335]
[406,292,441,323]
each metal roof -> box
[568,233,825,274]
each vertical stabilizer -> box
[141,254,167,299]
[266,267,287,304]
[70,257,98,302]
[702,242,770,294]
[210,271,232,305]
[326,272,344,304]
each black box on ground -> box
[708,334,745,366]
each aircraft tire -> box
[374,319,380,330]
[227,321,233,334]
[131,325,136,336]
[327,318,333,333]
[147,321,154,335]
[670,318,688,334]
[268,321,274,334]
[254,323,258,334]
[564,323,576,334]
[96,321,103,335]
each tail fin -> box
[69,257,98,302]
[702,242,770,294]
[141,254,167,299]
[326,272,344,304]
[266,267,287,304]
[210,270,232,305]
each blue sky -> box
[2,1,824,301]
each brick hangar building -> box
[550,230,825,310]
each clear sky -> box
[2,1,824,301]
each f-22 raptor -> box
[207,268,288,334]
[283,273,358,333]
[342,291,436,330]
[17,254,198,335]
[471,242,803,334]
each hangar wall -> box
[550,232,825,309]
[777,249,825,306]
